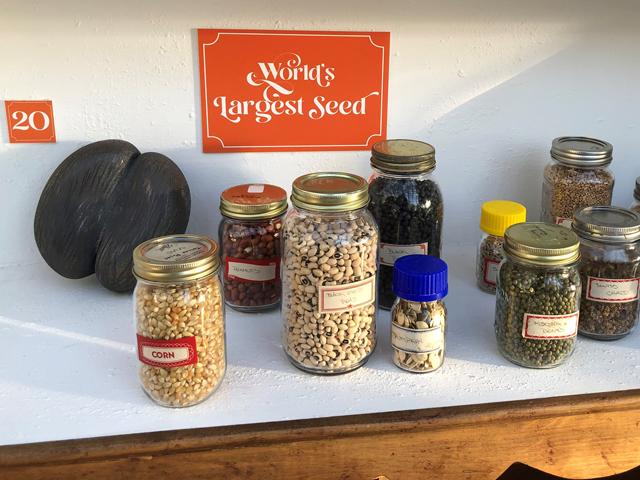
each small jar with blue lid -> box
[391,255,448,373]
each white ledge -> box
[2,246,639,446]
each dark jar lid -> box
[573,206,640,244]
[635,177,640,201]
[392,255,448,302]
[550,136,613,168]
[371,139,436,174]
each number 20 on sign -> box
[4,100,56,143]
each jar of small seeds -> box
[133,235,225,407]
[541,136,614,227]
[391,255,447,373]
[219,183,287,312]
[495,223,581,368]
[282,172,378,374]
[630,177,640,214]
[573,206,640,340]
[368,139,443,310]
[476,200,526,294]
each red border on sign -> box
[522,313,579,340]
[482,258,500,286]
[586,276,640,303]
[224,256,281,283]
[136,334,198,368]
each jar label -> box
[379,243,428,266]
[136,334,198,368]
[318,275,376,314]
[586,277,640,303]
[522,312,579,339]
[554,216,573,228]
[225,257,280,282]
[483,258,500,285]
[391,323,443,353]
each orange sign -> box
[198,29,389,153]
[5,100,56,143]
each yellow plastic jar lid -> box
[480,200,527,237]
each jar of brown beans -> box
[219,184,288,312]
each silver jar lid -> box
[550,136,613,167]
[573,206,640,244]
[635,177,640,201]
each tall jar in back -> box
[541,136,614,227]
[219,184,287,312]
[573,206,640,340]
[630,177,640,214]
[495,223,581,368]
[133,235,226,407]
[282,172,379,374]
[368,139,443,309]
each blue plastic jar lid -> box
[392,255,448,302]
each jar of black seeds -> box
[573,206,640,340]
[495,223,581,368]
[541,136,614,227]
[630,177,640,214]
[368,139,443,309]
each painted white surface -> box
[2,247,639,446]
[2,0,640,267]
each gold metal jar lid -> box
[291,172,369,212]
[371,139,436,173]
[133,234,220,283]
[504,223,580,266]
[573,206,640,244]
[550,136,613,167]
[220,183,288,220]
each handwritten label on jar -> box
[522,312,579,339]
[379,243,428,266]
[391,324,443,353]
[225,257,280,282]
[137,335,198,368]
[318,275,376,314]
[554,217,573,228]
[483,258,500,285]
[586,277,640,303]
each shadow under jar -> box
[368,139,443,309]
[541,136,614,227]
[133,235,226,407]
[495,223,581,368]
[573,206,640,340]
[282,172,379,374]
[219,184,287,312]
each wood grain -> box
[2,389,639,479]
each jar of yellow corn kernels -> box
[133,234,226,407]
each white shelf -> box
[2,246,639,446]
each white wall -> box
[2,0,640,268]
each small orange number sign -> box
[5,100,56,143]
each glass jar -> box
[133,235,226,407]
[368,139,443,309]
[219,183,287,312]
[630,177,640,214]
[390,255,447,373]
[495,223,581,368]
[476,200,527,294]
[541,136,614,227]
[573,206,640,340]
[282,172,378,374]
